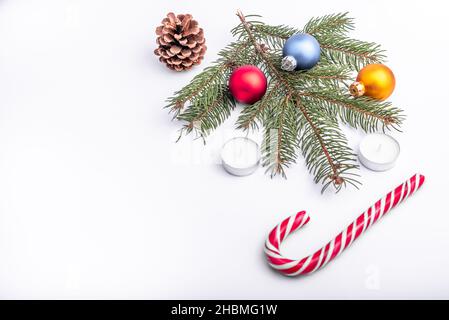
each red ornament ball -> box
[229,65,267,104]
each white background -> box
[0,0,448,299]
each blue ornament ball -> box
[282,34,321,71]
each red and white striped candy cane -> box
[265,174,425,276]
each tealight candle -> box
[358,133,400,171]
[221,137,260,176]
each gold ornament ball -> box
[350,64,396,100]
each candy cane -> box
[265,174,425,276]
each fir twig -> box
[165,11,404,193]
[302,12,355,36]
[300,91,403,132]
[166,40,251,117]
[318,36,386,70]
[295,98,359,192]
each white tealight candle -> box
[358,133,400,171]
[221,137,260,176]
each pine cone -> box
[154,13,207,72]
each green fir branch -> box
[302,12,354,36]
[300,90,404,132]
[177,85,235,139]
[164,11,404,193]
[166,40,251,116]
[318,35,386,70]
[295,98,360,192]
[261,94,301,178]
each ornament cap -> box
[350,81,365,97]
[281,56,297,72]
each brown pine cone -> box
[154,12,207,72]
